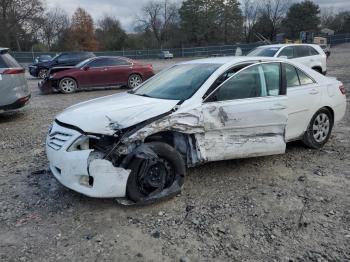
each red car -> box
[39,56,154,94]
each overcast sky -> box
[45,0,350,32]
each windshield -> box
[132,63,220,100]
[247,47,280,57]
[75,57,95,68]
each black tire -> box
[302,108,333,149]
[59,77,77,94]
[38,68,48,79]
[127,74,143,89]
[126,142,185,203]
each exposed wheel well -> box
[144,131,200,167]
[323,106,334,124]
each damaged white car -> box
[46,57,347,204]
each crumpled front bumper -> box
[38,79,55,94]
[46,122,130,198]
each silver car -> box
[0,48,30,112]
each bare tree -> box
[320,7,335,28]
[38,8,70,50]
[0,0,44,50]
[242,0,260,42]
[260,0,289,40]
[139,0,179,48]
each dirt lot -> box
[0,45,349,262]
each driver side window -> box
[207,63,281,102]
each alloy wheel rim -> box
[61,79,75,93]
[39,69,48,78]
[312,113,330,143]
[129,75,142,88]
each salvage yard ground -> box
[1,44,350,261]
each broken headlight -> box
[67,136,90,152]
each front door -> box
[85,58,113,87]
[200,62,288,161]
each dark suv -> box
[29,52,95,79]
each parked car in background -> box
[158,50,174,59]
[45,56,346,203]
[34,54,52,64]
[247,44,327,75]
[29,52,95,79]
[39,56,154,94]
[0,48,30,112]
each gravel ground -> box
[0,45,349,262]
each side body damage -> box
[48,100,287,203]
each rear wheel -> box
[127,74,143,89]
[302,108,333,149]
[126,142,185,203]
[38,69,48,79]
[59,77,77,94]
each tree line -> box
[0,0,349,52]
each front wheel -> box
[127,74,143,89]
[38,69,48,79]
[126,142,185,203]
[302,108,333,149]
[59,77,77,94]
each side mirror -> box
[83,66,90,71]
[279,55,288,59]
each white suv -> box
[247,44,327,75]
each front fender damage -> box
[116,144,183,205]
[85,108,203,204]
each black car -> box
[28,52,95,79]
[34,55,52,64]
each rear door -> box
[293,46,313,68]
[283,63,321,141]
[106,58,132,85]
[201,62,288,161]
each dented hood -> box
[56,92,179,135]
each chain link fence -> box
[11,33,350,63]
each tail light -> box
[147,64,153,69]
[339,84,346,95]
[2,68,25,75]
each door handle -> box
[270,104,287,111]
[309,89,319,95]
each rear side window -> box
[111,58,131,66]
[285,64,300,88]
[297,68,315,85]
[0,53,21,68]
[89,58,109,67]
[285,64,315,87]
[309,47,319,56]
[294,46,310,57]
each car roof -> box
[180,56,281,66]
[255,43,320,48]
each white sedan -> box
[46,57,346,203]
